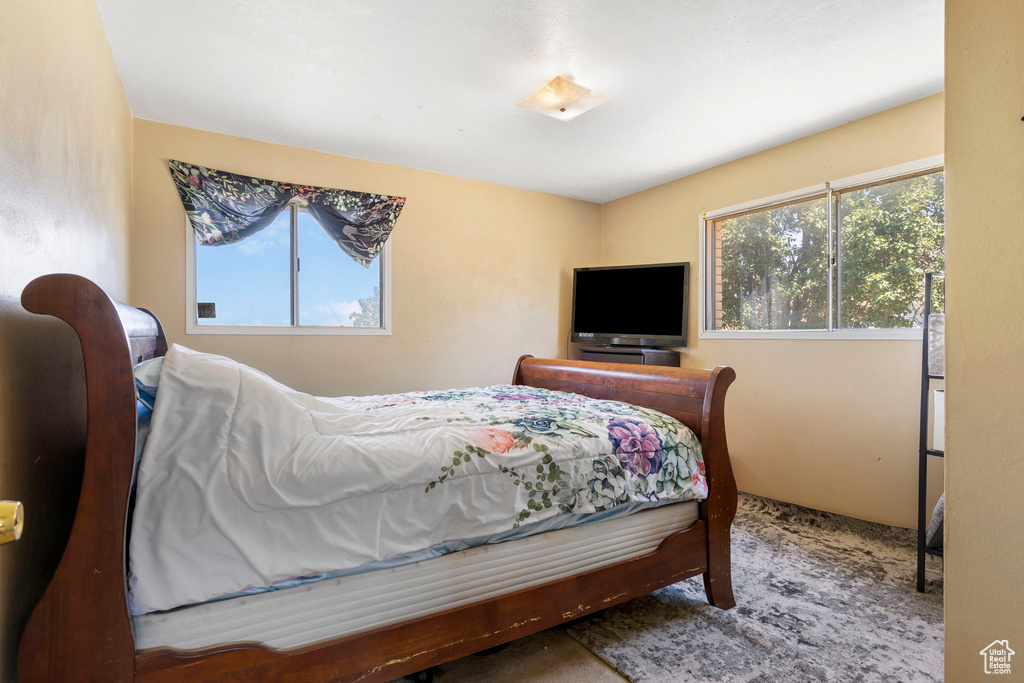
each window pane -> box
[838,171,944,329]
[713,196,829,330]
[297,208,383,327]
[195,211,291,326]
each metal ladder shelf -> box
[916,272,944,592]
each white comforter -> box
[129,345,706,615]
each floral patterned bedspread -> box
[420,385,707,527]
[129,345,706,614]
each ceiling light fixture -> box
[518,75,607,122]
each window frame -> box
[699,155,944,341]
[184,201,393,336]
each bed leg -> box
[703,525,736,610]
[698,366,738,610]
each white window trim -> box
[699,155,943,341]
[184,213,393,336]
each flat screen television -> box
[571,262,689,347]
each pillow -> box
[134,356,163,412]
[133,357,164,472]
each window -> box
[703,158,944,338]
[188,201,390,334]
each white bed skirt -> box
[134,501,699,653]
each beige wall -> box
[0,0,134,678]
[132,120,601,396]
[4,0,1019,678]
[599,94,944,528]
[945,1,1024,679]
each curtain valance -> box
[168,160,406,268]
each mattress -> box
[134,500,699,653]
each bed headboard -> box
[19,273,167,680]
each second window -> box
[705,166,944,334]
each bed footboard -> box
[513,355,738,609]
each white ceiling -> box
[95,0,943,203]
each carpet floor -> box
[564,493,944,682]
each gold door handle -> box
[0,501,24,544]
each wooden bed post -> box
[511,354,533,385]
[699,366,737,609]
[18,274,157,682]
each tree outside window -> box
[708,169,944,332]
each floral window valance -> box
[168,160,406,268]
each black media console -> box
[578,346,680,367]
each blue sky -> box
[196,208,381,326]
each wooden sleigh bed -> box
[18,273,737,682]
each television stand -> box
[578,346,680,367]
